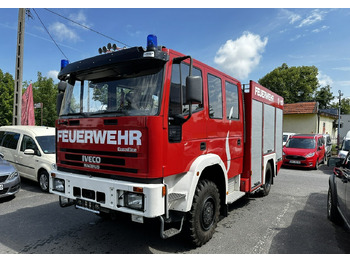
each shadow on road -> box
[268,192,350,254]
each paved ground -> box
[0,164,349,254]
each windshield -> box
[286,138,315,149]
[341,140,350,151]
[36,135,55,154]
[60,68,164,117]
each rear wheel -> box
[185,180,220,247]
[260,164,273,196]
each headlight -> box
[7,171,19,181]
[124,192,144,211]
[53,178,65,192]
[305,152,315,158]
[51,163,57,170]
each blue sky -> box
[1,6,350,101]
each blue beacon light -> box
[61,59,69,70]
[147,34,157,51]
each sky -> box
[1,4,350,101]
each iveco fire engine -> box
[50,35,284,247]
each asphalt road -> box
[0,164,349,254]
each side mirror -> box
[58,81,67,92]
[328,157,343,167]
[0,152,4,159]
[186,76,202,104]
[24,149,35,155]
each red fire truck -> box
[50,35,284,247]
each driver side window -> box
[169,62,203,116]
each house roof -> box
[284,102,318,114]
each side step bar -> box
[159,216,184,239]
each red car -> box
[283,134,325,169]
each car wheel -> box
[185,180,220,247]
[38,170,49,192]
[314,159,319,170]
[327,187,341,224]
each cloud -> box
[332,67,350,71]
[214,32,268,79]
[297,9,326,28]
[289,13,302,24]
[47,70,59,81]
[317,72,333,87]
[49,22,80,42]
[312,25,329,33]
[68,10,92,29]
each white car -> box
[0,125,55,192]
[283,132,295,146]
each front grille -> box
[58,148,144,177]
[0,175,9,183]
[286,155,306,161]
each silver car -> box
[0,152,20,199]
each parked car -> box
[323,134,332,161]
[283,132,295,146]
[0,152,20,199]
[327,155,350,230]
[338,130,350,159]
[0,126,55,192]
[283,134,325,169]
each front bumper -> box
[282,157,316,168]
[49,169,165,218]
[0,176,21,199]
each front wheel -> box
[38,170,49,192]
[327,187,341,224]
[185,180,220,247]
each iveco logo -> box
[82,155,101,164]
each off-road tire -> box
[185,180,220,247]
[260,164,273,196]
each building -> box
[283,102,337,141]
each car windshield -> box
[286,138,315,149]
[36,135,55,154]
[59,68,164,117]
[341,140,350,151]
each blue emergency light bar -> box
[61,59,69,70]
[147,34,157,51]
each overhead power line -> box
[44,8,131,48]
[32,8,69,60]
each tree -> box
[258,63,319,104]
[314,85,334,109]
[30,72,58,127]
[0,69,14,126]
[331,98,350,115]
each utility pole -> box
[337,90,343,153]
[12,8,26,125]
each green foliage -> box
[31,72,58,127]
[258,63,320,104]
[0,69,14,126]
[331,98,350,114]
[314,85,334,109]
